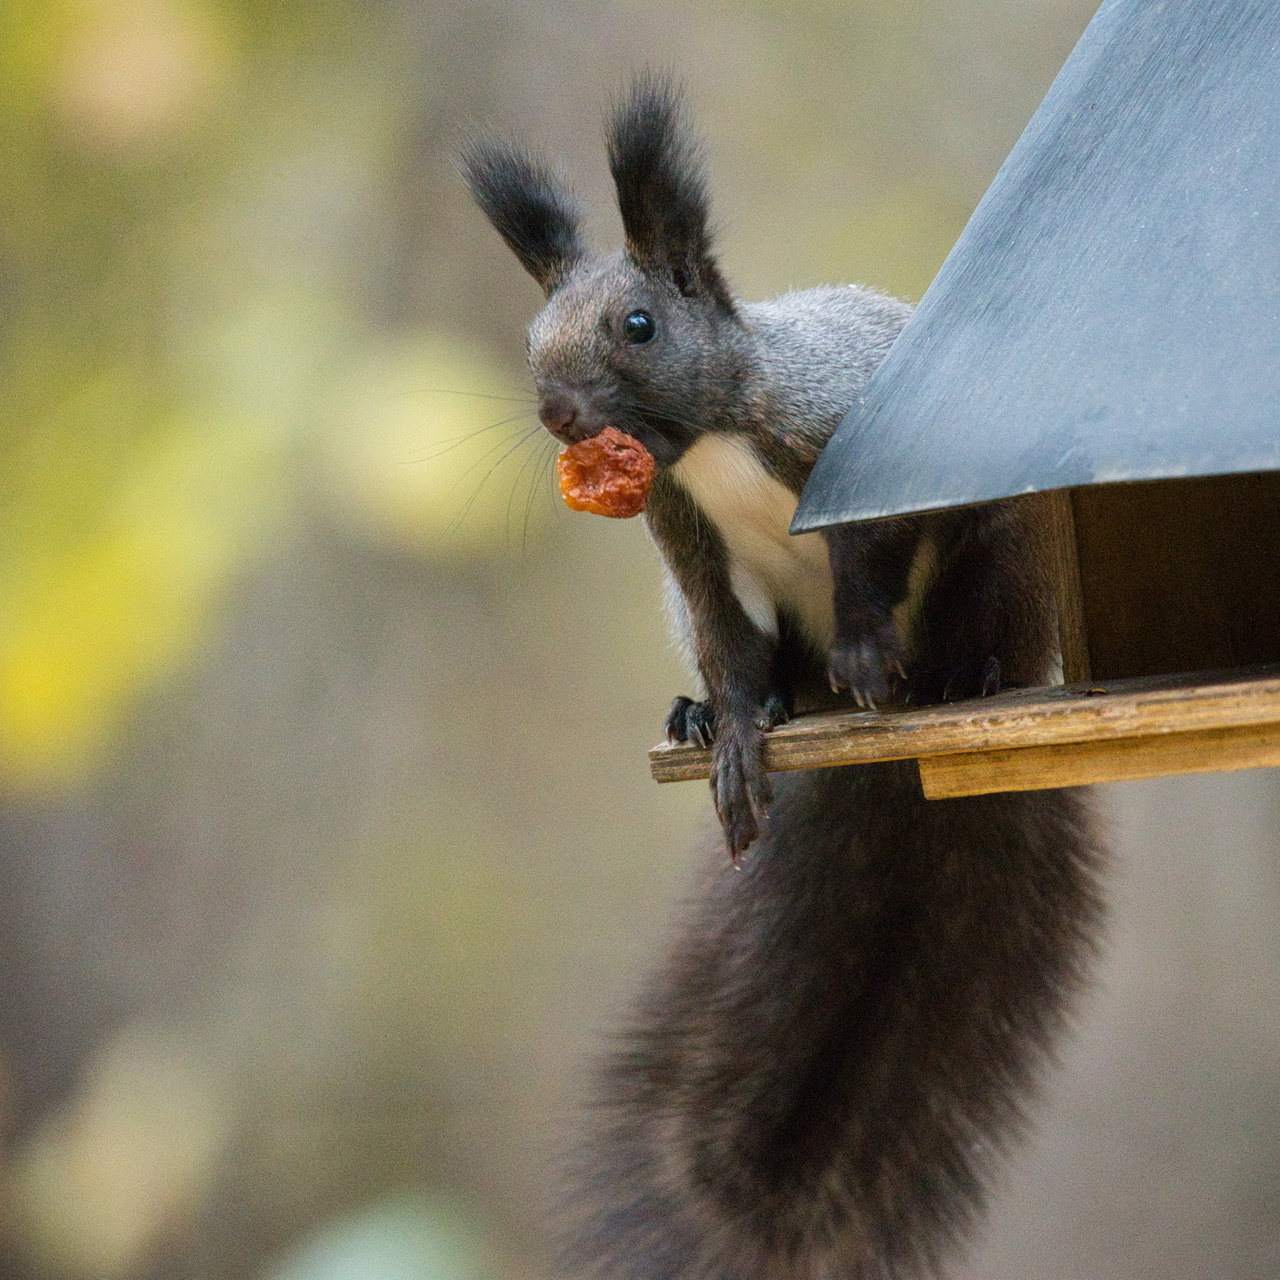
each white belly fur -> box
[671,434,835,650]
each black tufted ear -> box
[606,74,734,311]
[458,138,585,295]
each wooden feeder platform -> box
[649,666,1280,799]
[650,481,1280,798]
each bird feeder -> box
[650,0,1280,799]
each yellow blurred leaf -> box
[0,410,288,792]
[53,0,235,151]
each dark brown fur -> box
[564,498,1102,1280]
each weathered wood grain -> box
[650,666,1280,787]
[1042,488,1091,684]
[918,723,1280,798]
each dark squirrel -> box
[461,76,1102,1280]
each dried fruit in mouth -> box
[557,427,656,518]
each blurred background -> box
[0,1,1277,1277]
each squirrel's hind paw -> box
[913,654,1006,704]
[827,625,906,710]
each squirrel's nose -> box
[538,395,577,440]
[538,390,600,443]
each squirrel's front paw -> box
[709,727,773,860]
[666,696,715,746]
[667,693,787,747]
[827,621,906,710]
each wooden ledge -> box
[648,666,1280,797]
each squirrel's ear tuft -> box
[607,74,734,312]
[458,138,585,295]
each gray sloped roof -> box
[793,0,1280,533]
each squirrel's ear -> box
[459,138,585,295]
[607,75,734,312]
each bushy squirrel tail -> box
[563,761,1102,1279]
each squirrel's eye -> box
[623,310,657,344]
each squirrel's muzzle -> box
[537,388,609,444]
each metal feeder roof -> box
[793,0,1280,533]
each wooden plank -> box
[1041,488,1091,683]
[649,665,1280,784]
[918,723,1280,798]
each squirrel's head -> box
[459,76,748,469]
